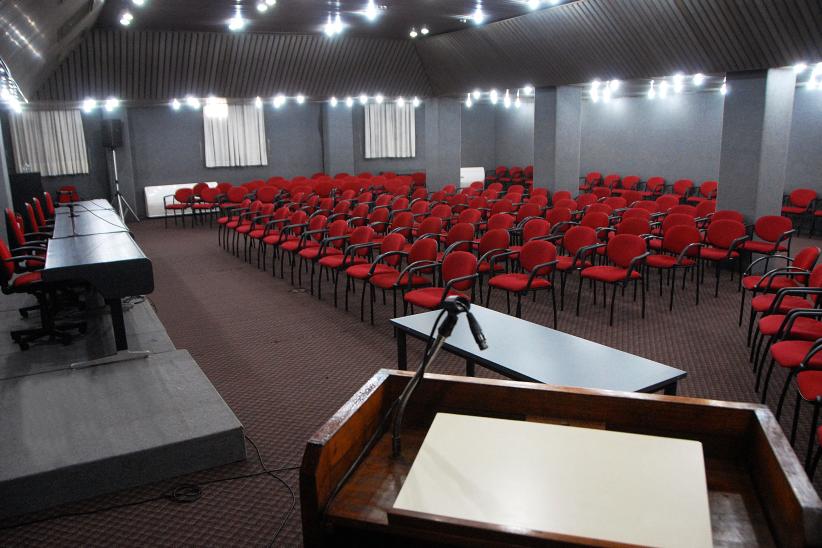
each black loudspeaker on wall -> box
[102,119,123,149]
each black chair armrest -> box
[440,273,479,303]
[478,247,513,265]
[525,259,559,289]
[770,287,822,312]
[744,254,792,276]
[626,252,650,279]
[676,242,703,264]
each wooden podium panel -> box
[300,370,822,547]
[390,413,712,547]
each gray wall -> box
[579,91,724,184]
[460,101,535,170]
[352,104,426,174]
[786,87,822,192]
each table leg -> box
[663,381,678,396]
[396,328,407,371]
[107,298,128,351]
[466,360,475,377]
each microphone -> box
[466,310,488,350]
[442,296,487,350]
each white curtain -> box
[364,103,415,159]
[203,101,268,167]
[9,109,89,176]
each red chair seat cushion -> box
[751,294,813,313]
[556,255,591,271]
[219,202,242,209]
[771,340,822,369]
[369,272,430,289]
[192,203,215,210]
[797,371,822,401]
[488,273,551,292]
[280,240,318,253]
[646,254,695,269]
[26,258,45,269]
[700,247,738,261]
[742,275,800,291]
[477,261,507,274]
[236,224,253,234]
[164,203,188,210]
[581,266,641,283]
[299,247,342,260]
[345,263,396,279]
[13,271,42,288]
[781,206,807,215]
[741,241,787,254]
[757,315,822,339]
[404,287,467,309]
[249,229,266,239]
[263,233,297,245]
[318,255,368,269]
[648,239,662,251]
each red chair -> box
[438,222,476,260]
[473,229,511,290]
[646,225,703,310]
[509,218,551,258]
[591,187,611,200]
[555,226,599,310]
[695,200,716,219]
[56,185,80,204]
[552,190,572,203]
[768,340,822,424]
[613,175,640,196]
[279,215,329,285]
[366,238,439,322]
[602,174,620,190]
[741,215,794,263]
[546,207,573,234]
[655,194,680,213]
[701,219,749,297]
[751,309,822,378]
[671,179,693,202]
[580,172,602,192]
[298,219,349,296]
[403,251,478,314]
[163,188,194,228]
[317,226,376,306]
[42,192,56,219]
[192,187,222,226]
[553,198,578,211]
[740,247,820,341]
[668,204,697,217]
[622,208,652,221]
[578,234,649,325]
[710,209,744,224]
[346,233,406,320]
[641,177,666,198]
[487,240,559,324]
[259,209,308,273]
[794,357,822,471]
[30,198,53,230]
[576,193,598,209]
[686,181,718,204]
[782,188,817,235]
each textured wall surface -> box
[786,88,822,192]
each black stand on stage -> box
[109,149,140,223]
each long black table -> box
[390,306,686,394]
[42,202,153,352]
[54,199,113,214]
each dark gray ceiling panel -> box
[415,0,822,96]
[33,29,433,101]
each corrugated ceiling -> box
[33,29,433,101]
[415,0,822,95]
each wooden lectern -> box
[300,370,822,546]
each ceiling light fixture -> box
[254,96,263,108]
[363,0,379,21]
[359,94,368,105]
[590,80,600,102]
[472,89,481,100]
[647,80,656,100]
[514,90,521,108]
[119,11,133,26]
[330,96,338,107]
[412,96,421,108]
[420,26,429,35]
[472,2,485,24]
[82,98,96,113]
[720,77,728,95]
[266,0,276,5]
[523,85,534,96]
[672,72,684,93]
[345,96,354,107]
[609,79,620,91]
[489,89,498,104]
[503,89,511,108]
[8,97,21,113]
[333,12,344,34]
[185,95,201,109]
[228,5,246,31]
[132,0,145,6]
[465,93,473,108]
[104,97,120,112]
[409,27,418,38]
[296,94,306,104]
[375,94,384,104]
[692,73,705,86]
[548,0,560,4]
[324,13,336,36]
[257,2,269,13]
[272,94,286,108]
[528,0,541,10]
[793,63,808,74]
[396,96,405,107]
[171,98,181,110]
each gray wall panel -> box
[494,102,534,168]
[460,103,496,170]
[786,88,822,192]
[352,105,426,175]
[579,91,724,184]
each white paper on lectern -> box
[393,413,712,548]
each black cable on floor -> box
[0,434,300,543]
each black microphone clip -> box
[440,296,488,350]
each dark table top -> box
[52,208,128,239]
[55,199,113,214]
[391,306,686,393]
[43,232,154,298]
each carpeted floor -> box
[1,219,820,546]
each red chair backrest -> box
[288,210,309,235]
[25,203,39,232]
[349,204,370,226]
[445,223,475,250]
[621,190,643,205]
[368,207,390,227]
[789,188,817,208]
[174,188,194,203]
[603,174,620,188]
[580,212,610,230]
[193,182,208,196]
[576,194,597,208]
[409,238,438,263]
[706,220,746,249]
[661,213,696,234]
[375,194,393,207]
[307,215,328,240]
[620,176,640,190]
[563,226,597,255]
[516,203,542,222]
[6,208,26,247]
[656,194,680,212]
[603,197,627,209]
[326,220,349,247]
[616,217,650,236]
[257,186,279,203]
[389,212,414,236]
[522,218,550,242]
[416,216,443,236]
[711,210,744,223]
[477,229,510,258]
[333,200,351,215]
[554,198,577,210]
[662,225,702,254]
[457,208,482,225]
[0,239,16,284]
[350,226,376,252]
[646,177,665,193]
[489,199,514,217]
[32,198,47,225]
[226,187,247,202]
[585,172,602,184]
[380,233,406,266]
[634,200,657,212]
[200,187,221,202]
[794,247,821,273]
[430,204,452,220]
[668,204,697,217]
[527,195,549,208]
[57,185,80,203]
[442,251,477,291]
[672,179,693,196]
[486,213,515,231]
[391,197,410,211]
[586,203,612,215]
[553,190,572,203]
[531,188,549,198]
[607,234,646,268]
[520,240,557,275]
[592,187,611,199]
[217,182,233,192]
[546,207,572,226]
[442,184,457,194]
[622,208,651,221]
[411,188,428,200]
[43,192,55,216]
[695,200,716,217]
[699,181,718,198]
[753,215,793,243]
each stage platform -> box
[0,293,245,518]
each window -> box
[9,109,89,176]
[364,103,415,159]
[203,99,268,168]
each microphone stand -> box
[392,297,487,458]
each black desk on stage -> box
[43,201,153,351]
[391,305,686,394]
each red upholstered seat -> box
[369,272,430,289]
[770,340,822,369]
[742,275,800,291]
[280,239,319,252]
[345,263,396,279]
[781,206,807,215]
[13,271,42,288]
[298,247,342,260]
[164,203,188,210]
[318,255,368,269]
[742,241,787,254]
[404,287,468,309]
[751,294,813,313]
[556,255,591,271]
[700,247,739,261]
[582,265,642,283]
[757,315,822,340]
[488,273,551,292]
[797,371,822,400]
[646,254,695,268]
